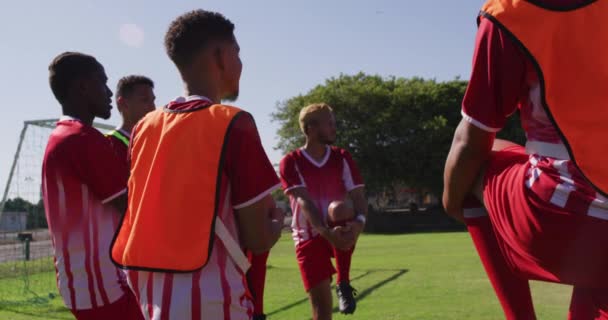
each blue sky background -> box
[0,0,482,192]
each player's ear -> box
[74,76,91,100]
[116,96,127,113]
[215,39,235,72]
[214,46,225,71]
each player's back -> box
[465,14,608,216]
[42,119,127,310]
[117,96,282,319]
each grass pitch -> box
[0,232,571,319]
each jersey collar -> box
[301,145,331,168]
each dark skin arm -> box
[443,119,495,222]
[346,187,367,238]
[235,194,284,254]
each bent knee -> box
[328,201,355,222]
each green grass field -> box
[0,232,573,319]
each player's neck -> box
[303,141,328,162]
[62,104,94,126]
[184,80,221,104]
[118,123,133,134]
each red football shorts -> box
[483,146,608,288]
[295,236,337,291]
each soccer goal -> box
[0,119,113,315]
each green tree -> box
[28,200,47,229]
[272,73,524,197]
[3,198,34,212]
[2,197,47,229]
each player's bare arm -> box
[288,187,352,250]
[236,194,284,254]
[346,186,367,238]
[443,119,495,221]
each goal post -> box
[0,119,115,228]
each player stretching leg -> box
[444,1,608,319]
[280,103,367,320]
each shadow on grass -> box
[328,269,408,316]
[0,292,69,319]
[0,309,69,320]
[267,268,408,317]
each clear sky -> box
[0,0,482,192]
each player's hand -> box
[326,226,356,251]
[346,220,364,241]
[338,225,358,249]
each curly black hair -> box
[164,9,235,69]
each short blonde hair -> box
[299,103,334,134]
